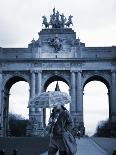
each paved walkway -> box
[92,137,116,155]
[40,138,108,155]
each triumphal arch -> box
[0,9,116,136]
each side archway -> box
[2,76,30,136]
[83,75,110,136]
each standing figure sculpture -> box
[60,13,67,28]
[49,8,56,28]
[55,11,60,28]
[50,14,55,28]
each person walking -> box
[47,104,74,155]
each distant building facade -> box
[0,9,116,136]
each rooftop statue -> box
[42,16,49,28]
[65,15,73,28]
[60,13,67,28]
[42,8,73,29]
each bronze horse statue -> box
[65,15,73,28]
[42,16,49,28]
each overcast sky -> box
[0,0,116,47]
[0,0,113,136]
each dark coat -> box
[49,109,74,151]
[52,109,74,138]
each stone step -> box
[0,137,109,155]
[0,137,49,155]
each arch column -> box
[29,70,36,135]
[36,70,44,128]
[75,71,84,135]
[76,71,83,113]
[3,90,9,137]
[111,71,116,112]
[0,71,3,137]
[30,70,36,98]
[37,70,42,95]
[70,71,76,114]
[111,70,116,135]
[29,70,44,135]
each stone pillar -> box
[29,70,44,136]
[70,71,76,114]
[0,71,3,136]
[111,71,116,113]
[37,71,42,95]
[30,71,36,98]
[76,71,83,113]
[29,70,37,136]
[4,91,9,137]
[37,70,43,126]
[111,70,116,136]
[76,71,84,136]
[37,70,43,128]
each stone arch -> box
[83,74,110,112]
[42,74,70,127]
[2,75,30,136]
[43,74,70,91]
[83,74,110,91]
[83,74,111,135]
[3,73,30,90]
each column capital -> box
[0,70,2,74]
[30,70,35,74]
[70,70,76,73]
[38,70,42,73]
[34,70,39,73]
[35,70,42,73]
[77,70,82,73]
[111,70,116,73]
[70,70,82,73]
[30,70,42,73]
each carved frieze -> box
[1,62,31,70]
[42,62,70,69]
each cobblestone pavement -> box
[40,138,108,155]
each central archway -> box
[44,75,69,91]
[43,75,70,126]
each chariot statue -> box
[42,8,73,29]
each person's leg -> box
[48,147,58,155]
[59,150,68,155]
